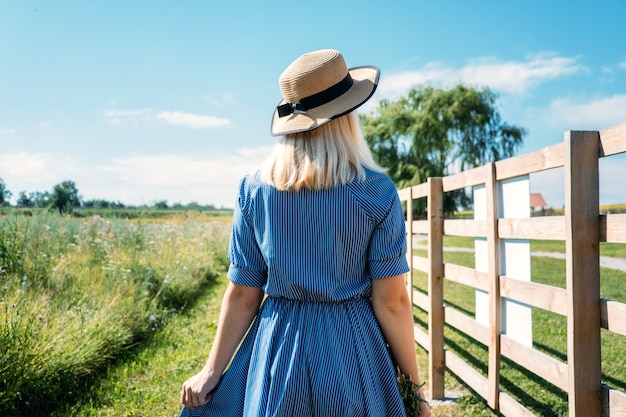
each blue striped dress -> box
[181,167,410,417]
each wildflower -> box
[149,315,156,321]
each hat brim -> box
[270,65,380,136]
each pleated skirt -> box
[179,296,406,417]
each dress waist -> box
[265,294,370,305]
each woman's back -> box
[228,167,407,302]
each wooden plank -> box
[444,219,488,237]
[406,187,414,305]
[414,324,430,351]
[500,276,568,316]
[445,350,489,400]
[442,165,488,192]
[565,130,602,417]
[600,299,626,337]
[413,219,429,234]
[411,182,430,199]
[498,216,566,241]
[412,255,429,273]
[601,384,626,417]
[445,306,489,345]
[428,177,445,399]
[444,263,489,292]
[485,163,501,410]
[397,187,411,201]
[499,391,538,417]
[501,335,569,392]
[600,213,626,243]
[495,142,565,180]
[599,121,626,157]
[412,289,430,313]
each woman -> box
[180,49,430,417]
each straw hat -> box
[270,49,380,136]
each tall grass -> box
[0,212,230,416]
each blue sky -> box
[1,1,626,208]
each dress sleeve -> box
[227,178,268,288]
[367,191,410,279]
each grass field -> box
[412,236,626,416]
[0,212,230,416]
[2,212,624,416]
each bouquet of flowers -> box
[397,369,429,416]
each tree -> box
[48,180,81,214]
[153,200,168,210]
[16,191,33,207]
[361,84,526,214]
[0,178,12,206]
[30,191,51,208]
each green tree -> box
[30,191,51,208]
[153,200,169,210]
[362,84,526,214]
[16,191,33,207]
[0,178,12,206]
[48,180,81,214]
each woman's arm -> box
[180,281,263,409]
[372,274,431,416]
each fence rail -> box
[399,122,626,417]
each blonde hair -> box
[261,112,383,191]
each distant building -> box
[530,193,548,215]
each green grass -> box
[50,275,229,417]
[412,239,626,416]
[3,209,624,417]
[0,212,230,416]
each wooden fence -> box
[399,122,626,417]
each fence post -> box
[427,177,445,399]
[564,130,601,417]
[485,163,502,410]
[406,186,414,305]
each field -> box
[1,211,624,416]
[0,211,231,416]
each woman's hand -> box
[180,369,220,410]
[419,398,431,417]
[180,282,263,410]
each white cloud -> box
[0,147,272,207]
[156,111,231,128]
[96,148,270,206]
[378,53,583,98]
[1,128,17,134]
[203,93,238,107]
[0,152,77,180]
[102,108,232,129]
[103,108,153,126]
[0,152,83,196]
[548,94,626,129]
[619,61,626,70]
